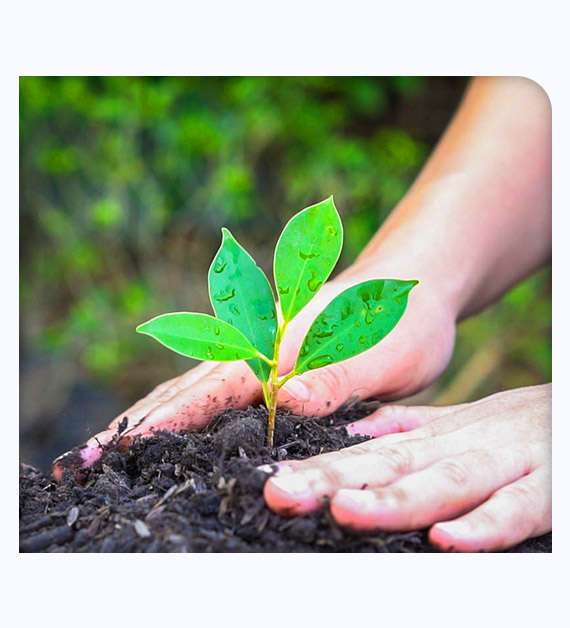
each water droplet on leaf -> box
[214,288,236,302]
[340,303,353,321]
[307,271,322,293]
[314,329,334,339]
[307,355,333,369]
[299,250,319,260]
[326,225,338,237]
[213,259,227,274]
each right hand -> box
[53,256,457,479]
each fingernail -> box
[52,444,98,483]
[257,463,294,476]
[52,451,72,466]
[434,520,472,538]
[269,472,311,499]
[282,378,311,402]
[345,422,377,437]
[344,422,359,436]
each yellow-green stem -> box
[266,382,278,448]
[264,315,301,447]
[265,323,281,447]
[265,317,298,448]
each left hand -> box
[262,384,551,551]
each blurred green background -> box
[20,77,551,469]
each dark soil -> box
[19,404,552,553]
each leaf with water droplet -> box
[208,228,276,381]
[307,271,323,293]
[213,288,236,302]
[137,312,259,362]
[213,259,227,274]
[307,355,334,370]
[295,279,418,375]
[274,196,343,322]
[299,251,319,260]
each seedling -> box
[137,197,418,447]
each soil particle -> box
[20,404,552,553]
[20,525,74,552]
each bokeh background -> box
[20,77,551,470]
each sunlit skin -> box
[262,385,551,552]
[53,77,551,551]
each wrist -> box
[341,176,494,322]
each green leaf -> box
[295,279,418,374]
[137,312,260,362]
[274,196,343,322]
[208,228,277,381]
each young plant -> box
[136,197,418,447]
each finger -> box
[345,403,467,437]
[146,361,219,401]
[429,466,551,552]
[329,446,533,531]
[96,362,222,443]
[106,361,220,430]
[278,357,393,417]
[124,361,260,438]
[53,362,215,478]
[262,436,449,515]
[52,361,259,479]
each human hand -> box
[262,384,551,552]
[53,255,457,479]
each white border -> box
[5,1,567,626]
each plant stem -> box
[266,382,278,448]
[265,323,282,448]
[264,318,299,447]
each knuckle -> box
[499,481,536,509]
[318,363,351,397]
[148,378,181,401]
[437,459,470,488]
[344,443,372,457]
[385,485,409,507]
[157,383,183,402]
[376,445,414,475]
[473,507,499,531]
[149,382,171,398]
[316,465,344,491]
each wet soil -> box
[19,404,552,553]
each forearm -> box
[348,77,551,321]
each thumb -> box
[278,361,378,416]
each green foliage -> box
[20,76,549,404]
[137,313,260,361]
[208,228,277,380]
[296,279,418,374]
[137,198,416,444]
[20,77,430,385]
[274,196,343,322]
